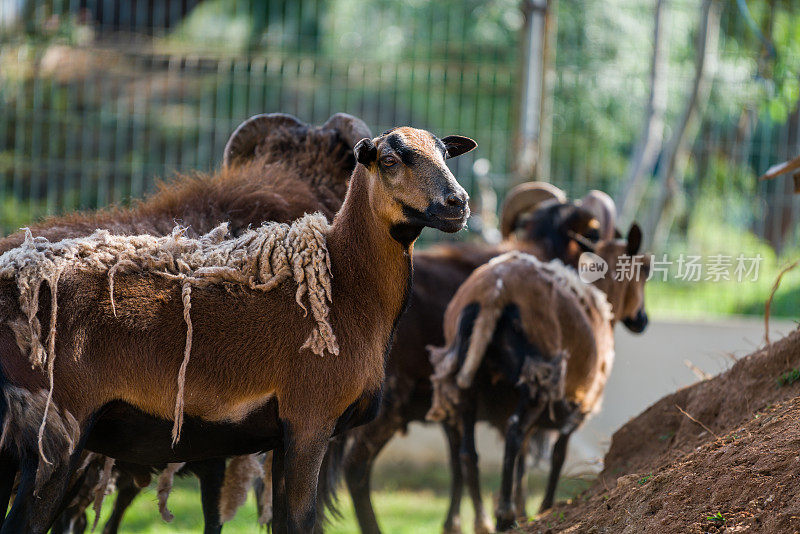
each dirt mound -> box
[526,327,800,533]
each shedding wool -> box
[0,212,337,449]
[91,456,116,531]
[258,451,273,526]
[219,454,264,523]
[157,462,186,522]
[488,251,614,323]
[1,385,79,492]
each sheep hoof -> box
[442,516,462,534]
[494,507,516,532]
[475,514,496,534]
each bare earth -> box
[526,328,800,534]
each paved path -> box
[377,317,798,475]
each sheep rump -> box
[0,212,337,458]
[427,251,611,422]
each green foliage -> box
[707,511,725,523]
[0,196,45,234]
[777,368,800,387]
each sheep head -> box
[583,223,650,333]
[353,127,475,243]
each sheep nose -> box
[445,192,468,211]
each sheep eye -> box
[381,155,398,167]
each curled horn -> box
[500,182,567,239]
[321,113,373,149]
[578,190,617,240]
[223,113,305,168]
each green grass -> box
[645,264,800,320]
[91,464,591,533]
[777,368,800,387]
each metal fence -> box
[1,0,799,317]
[0,0,518,221]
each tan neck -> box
[327,166,414,327]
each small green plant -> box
[707,512,725,523]
[637,474,653,485]
[777,368,800,387]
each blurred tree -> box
[616,0,667,225]
[646,0,721,250]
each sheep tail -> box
[172,281,193,446]
[455,304,503,389]
[157,462,186,522]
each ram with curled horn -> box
[500,182,568,240]
[577,190,618,241]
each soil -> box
[525,327,800,534]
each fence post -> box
[514,0,556,186]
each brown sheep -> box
[340,187,616,534]
[0,126,476,533]
[427,224,649,531]
[0,111,369,533]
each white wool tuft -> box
[0,212,337,453]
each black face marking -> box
[385,134,417,166]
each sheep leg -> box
[458,393,492,534]
[2,455,37,534]
[496,392,546,532]
[50,465,91,534]
[442,422,464,534]
[271,439,288,534]
[343,423,396,534]
[102,471,141,534]
[0,451,16,526]
[281,419,335,534]
[512,429,551,521]
[192,458,226,534]
[512,437,528,521]
[539,431,573,512]
[3,441,84,534]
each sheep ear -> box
[627,223,642,255]
[354,138,377,166]
[223,113,305,168]
[441,135,477,159]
